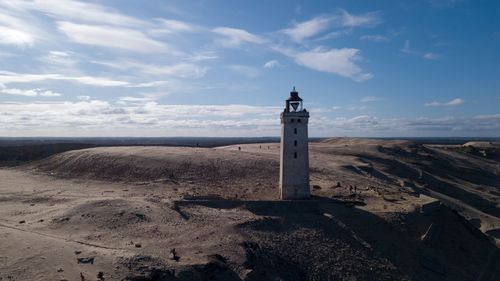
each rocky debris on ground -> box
[77,257,94,264]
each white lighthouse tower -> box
[279,87,310,200]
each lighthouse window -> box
[291,119,295,123]
[294,152,297,158]
[297,119,301,123]
[294,140,297,146]
[294,128,297,134]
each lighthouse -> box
[279,87,310,200]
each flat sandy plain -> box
[0,138,499,280]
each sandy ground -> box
[0,138,499,280]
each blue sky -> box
[0,0,499,137]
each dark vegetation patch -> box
[450,145,499,160]
[120,254,241,281]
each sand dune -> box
[1,138,499,280]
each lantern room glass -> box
[289,100,303,112]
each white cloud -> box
[282,10,380,42]
[0,0,152,49]
[314,114,500,135]
[339,9,380,28]
[229,65,260,78]
[278,47,373,82]
[137,103,281,117]
[0,26,34,47]
[39,90,61,97]
[0,71,180,89]
[310,106,341,113]
[212,27,264,47]
[1,87,36,97]
[38,50,77,68]
[0,86,61,97]
[425,98,464,107]
[447,98,464,106]
[316,30,352,41]
[126,81,172,88]
[0,2,380,84]
[1,0,145,27]
[423,52,440,60]
[149,18,196,36]
[359,34,388,42]
[118,96,158,104]
[1,99,498,136]
[283,16,332,42]
[137,62,207,78]
[91,60,207,79]
[57,21,168,53]
[405,114,499,132]
[49,51,70,57]
[77,95,90,101]
[156,19,195,32]
[0,71,128,87]
[263,60,280,69]
[184,51,218,62]
[338,115,379,127]
[65,76,130,87]
[0,8,42,47]
[0,101,283,136]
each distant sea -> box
[0,137,282,148]
[0,136,498,147]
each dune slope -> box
[0,139,498,280]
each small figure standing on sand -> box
[170,248,180,262]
